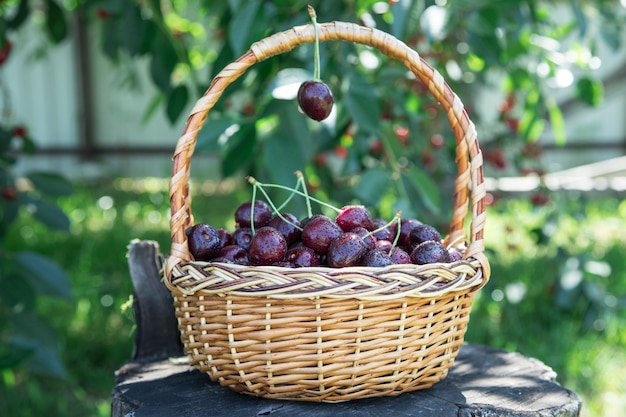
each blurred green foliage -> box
[5,0,622,217]
[68,0,623,222]
[0,181,624,416]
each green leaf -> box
[0,198,20,236]
[0,268,37,312]
[519,90,545,142]
[268,68,311,99]
[141,93,164,123]
[576,77,604,107]
[403,166,442,214]
[273,100,312,161]
[343,72,381,134]
[352,167,392,207]
[222,123,256,177]
[0,346,33,370]
[44,0,67,43]
[9,312,67,378]
[390,0,415,39]
[119,2,148,56]
[7,0,30,30]
[467,32,501,65]
[546,98,566,146]
[101,17,121,60]
[263,134,305,185]
[13,251,72,300]
[26,196,70,232]
[26,172,73,197]
[21,136,37,154]
[166,85,189,124]
[197,117,241,152]
[149,34,178,92]
[228,0,263,56]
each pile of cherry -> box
[186,176,463,269]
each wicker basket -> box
[164,20,491,403]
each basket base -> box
[173,291,475,402]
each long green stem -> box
[251,180,304,231]
[250,183,258,235]
[295,170,313,218]
[247,175,340,214]
[308,5,321,82]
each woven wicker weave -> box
[164,20,491,402]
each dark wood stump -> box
[112,240,582,417]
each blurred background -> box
[1,1,625,416]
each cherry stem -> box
[247,175,340,214]
[247,177,303,232]
[295,170,313,218]
[274,174,301,212]
[390,212,403,253]
[363,210,403,255]
[308,5,321,82]
[250,181,258,235]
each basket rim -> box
[165,19,490,288]
[167,257,485,300]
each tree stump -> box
[112,240,582,417]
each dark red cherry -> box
[336,205,374,232]
[297,81,334,121]
[248,227,287,266]
[327,233,368,268]
[232,227,254,250]
[301,215,342,255]
[390,246,411,264]
[362,249,393,267]
[284,246,320,267]
[234,200,273,228]
[407,224,442,250]
[267,213,301,246]
[350,226,377,250]
[448,247,463,262]
[187,223,221,261]
[372,218,395,241]
[410,241,451,265]
[399,218,422,247]
[219,245,249,264]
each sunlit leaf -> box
[222,123,256,177]
[576,77,604,107]
[228,0,263,56]
[197,117,241,152]
[269,68,311,100]
[390,0,422,39]
[546,97,566,146]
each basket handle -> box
[166,21,490,279]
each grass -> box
[0,178,624,416]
